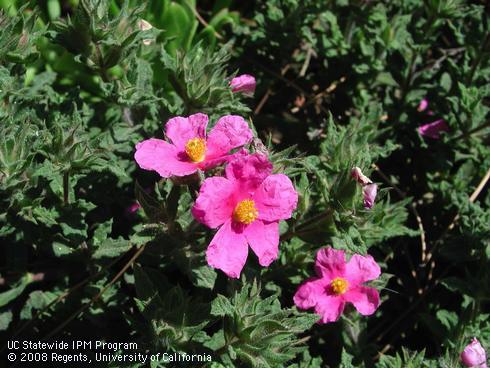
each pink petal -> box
[345,253,381,285]
[314,247,346,280]
[461,338,487,367]
[230,74,256,95]
[192,177,236,228]
[315,294,345,323]
[254,174,298,222]
[418,119,449,139]
[293,277,326,310]
[125,202,141,216]
[351,167,372,186]
[225,152,272,193]
[417,98,429,112]
[344,286,380,316]
[165,113,208,150]
[244,220,279,267]
[206,220,248,278]
[363,183,378,209]
[134,138,197,177]
[206,115,253,159]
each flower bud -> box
[137,19,153,46]
[351,167,372,186]
[417,98,429,112]
[461,338,487,368]
[230,74,256,96]
[363,184,377,209]
[417,119,449,139]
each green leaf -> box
[0,273,32,307]
[0,310,13,331]
[92,238,131,259]
[211,294,234,317]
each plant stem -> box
[466,32,490,85]
[41,244,146,340]
[63,171,69,205]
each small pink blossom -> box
[417,98,429,112]
[294,247,381,323]
[351,167,373,186]
[137,19,153,45]
[461,338,487,368]
[363,184,378,209]
[125,202,141,216]
[192,153,298,278]
[134,113,253,178]
[418,119,449,139]
[230,74,256,95]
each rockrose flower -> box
[230,74,256,95]
[294,247,381,323]
[192,153,298,278]
[461,338,487,368]
[418,119,449,139]
[135,113,253,178]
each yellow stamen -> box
[233,199,258,225]
[330,277,349,295]
[185,138,206,163]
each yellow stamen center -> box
[233,199,258,225]
[185,138,206,163]
[330,277,349,295]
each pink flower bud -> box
[417,98,429,112]
[461,338,487,368]
[137,19,153,45]
[230,74,256,95]
[351,167,372,186]
[417,119,449,139]
[363,184,377,209]
[125,202,141,216]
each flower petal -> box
[192,177,236,228]
[293,277,326,310]
[344,286,380,316]
[206,115,253,159]
[363,183,378,209]
[225,152,272,193]
[134,138,197,177]
[417,98,429,112]
[254,174,298,222]
[314,294,345,323]
[345,254,381,285]
[165,113,208,150]
[206,220,248,278]
[314,247,346,280]
[244,220,279,267]
[417,119,449,139]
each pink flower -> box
[363,184,378,209]
[230,74,256,95]
[294,247,381,323]
[418,119,449,139]
[461,338,487,368]
[351,167,373,186]
[134,113,253,178]
[417,98,429,112]
[125,202,141,216]
[192,153,298,278]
